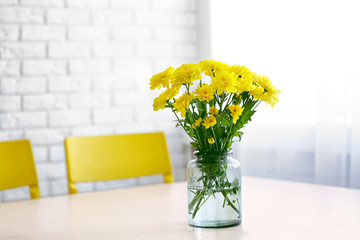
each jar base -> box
[189,219,241,228]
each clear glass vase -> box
[187,151,241,228]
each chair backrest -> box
[0,140,41,199]
[65,132,174,194]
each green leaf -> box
[190,142,198,148]
[184,124,195,138]
[196,100,207,118]
[214,125,223,139]
[217,112,231,127]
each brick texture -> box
[0,0,198,202]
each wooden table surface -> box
[0,176,359,240]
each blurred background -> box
[0,0,359,202]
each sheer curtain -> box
[208,0,360,188]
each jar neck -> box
[194,151,233,162]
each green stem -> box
[215,94,222,110]
[219,94,227,112]
[221,190,240,215]
[253,99,261,110]
[211,126,219,151]
[190,189,240,219]
[223,123,233,152]
[198,194,211,209]
[188,190,202,210]
[173,111,196,141]
[224,93,234,110]
[193,129,203,151]
[185,84,190,94]
[191,191,206,219]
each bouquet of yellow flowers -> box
[150,59,280,155]
[150,59,279,227]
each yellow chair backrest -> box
[65,132,174,194]
[0,140,41,199]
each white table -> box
[0,177,359,240]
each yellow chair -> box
[65,132,174,194]
[0,140,41,199]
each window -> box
[207,0,360,188]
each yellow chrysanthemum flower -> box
[192,118,203,128]
[173,92,194,118]
[199,59,230,77]
[194,84,215,102]
[152,87,180,111]
[209,106,219,116]
[236,78,256,93]
[210,71,238,95]
[230,65,252,79]
[251,74,280,107]
[230,65,256,93]
[250,86,267,101]
[266,90,280,107]
[167,86,181,99]
[202,115,217,129]
[153,95,167,111]
[171,63,202,88]
[149,67,174,90]
[208,137,215,144]
[227,104,244,124]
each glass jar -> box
[187,151,241,228]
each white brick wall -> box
[0,42,46,58]
[0,7,45,23]
[0,25,19,40]
[0,112,47,128]
[0,95,21,111]
[49,43,92,58]
[22,25,66,41]
[47,9,90,24]
[1,77,47,93]
[48,76,91,92]
[0,60,20,75]
[23,94,68,110]
[0,0,198,202]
